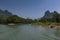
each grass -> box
[33,22,60,26]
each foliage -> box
[0,9,60,24]
[38,10,60,23]
[0,9,33,24]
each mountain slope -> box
[42,11,59,19]
[0,9,12,18]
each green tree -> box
[52,11,60,22]
[7,15,21,23]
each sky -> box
[0,0,60,19]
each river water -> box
[0,24,60,40]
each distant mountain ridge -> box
[42,10,60,19]
[0,9,12,18]
[43,12,54,18]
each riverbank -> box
[33,22,60,26]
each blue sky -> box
[0,0,60,19]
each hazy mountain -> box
[43,12,54,19]
[42,10,59,19]
[0,9,12,18]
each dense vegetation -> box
[33,10,60,25]
[0,9,33,24]
[39,10,60,23]
[0,9,60,25]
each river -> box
[0,24,60,40]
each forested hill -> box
[39,10,60,22]
[43,10,54,18]
[42,10,60,19]
[0,9,33,24]
[0,9,60,24]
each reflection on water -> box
[0,24,60,40]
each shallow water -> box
[0,24,60,40]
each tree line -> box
[0,9,60,24]
[0,9,33,24]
